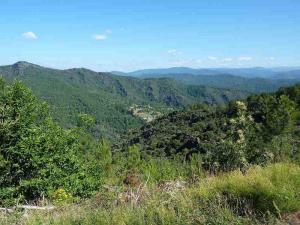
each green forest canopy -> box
[0,77,299,205]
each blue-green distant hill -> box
[117,66,300,79]
[113,67,300,93]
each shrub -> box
[0,79,96,204]
[52,188,73,204]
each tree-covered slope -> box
[137,73,299,93]
[118,66,300,78]
[1,73,299,225]
[122,84,300,169]
[0,62,248,139]
[272,69,300,80]
[119,67,279,78]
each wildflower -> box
[236,101,247,111]
[229,118,236,124]
[52,188,72,204]
[239,115,246,123]
[248,115,254,122]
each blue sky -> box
[1,0,300,71]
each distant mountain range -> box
[131,73,299,93]
[113,66,300,80]
[1,62,299,139]
[111,67,300,93]
[0,62,248,140]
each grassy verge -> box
[193,163,300,215]
[1,163,299,225]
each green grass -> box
[1,163,298,225]
[193,163,300,215]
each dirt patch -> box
[283,211,300,225]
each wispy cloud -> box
[237,56,252,62]
[22,31,38,40]
[221,57,233,62]
[169,59,202,67]
[267,57,275,61]
[208,56,217,60]
[167,49,183,56]
[94,29,112,41]
[94,34,107,41]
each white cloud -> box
[94,34,107,41]
[94,29,112,41]
[237,56,252,62]
[22,31,38,40]
[208,56,217,60]
[222,57,233,62]
[169,59,202,67]
[167,49,183,56]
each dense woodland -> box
[0,62,248,141]
[0,65,300,224]
[137,73,300,93]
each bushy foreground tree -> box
[203,93,298,171]
[0,78,99,205]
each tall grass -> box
[193,163,300,215]
[2,163,298,225]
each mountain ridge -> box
[112,66,300,79]
[0,61,248,140]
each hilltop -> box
[0,62,247,139]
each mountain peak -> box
[13,61,37,68]
[11,61,39,76]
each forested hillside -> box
[0,62,248,140]
[122,84,300,170]
[2,0,300,224]
[0,79,299,225]
[272,69,300,80]
[117,67,279,77]
[118,66,300,79]
[137,73,299,93]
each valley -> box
[0,62,249,140]
[2,1,300,224]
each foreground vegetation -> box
[1,163,299,225]
[0,77,299,224]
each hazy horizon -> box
[2,60,300,74]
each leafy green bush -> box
[0,79,98,204]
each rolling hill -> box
[121,84,300,159]
[115,66,292,78]
[271,69,300,80]
[0,61,248,140]
[112,67,300,93]
[134,73,299,93]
